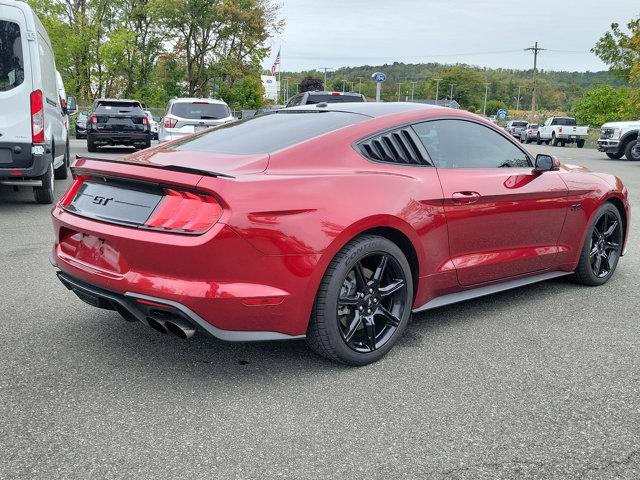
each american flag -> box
[271,48,281,75]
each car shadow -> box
[71,276,584,384]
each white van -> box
[0,0,70,203]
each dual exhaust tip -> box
[146,314,196,339]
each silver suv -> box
[158,98,234,143]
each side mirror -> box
[67,96,77,114]
[534,154,560,173]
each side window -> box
[412,120,531,168]
[286,94,302,107]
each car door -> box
[412,119,568,286]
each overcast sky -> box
[262,0,639,73]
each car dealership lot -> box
[1,142,639,478]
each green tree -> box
[593,15,640,84]
[428,66,484,109]
[299,76,323,92]
[572,85,638,126]
[484,100,508,116]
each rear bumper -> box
[51,205,319,337]
[88,132,150,146]
[0,141,52,181]
[55,271,304,341]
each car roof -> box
[170,98,228,105]
[284,101,441,118]
[303,91,364,96]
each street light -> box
[483,82,490,116]
[410,81,417,101]
[396,82,403,102]
[433,78,442,103]
[357,77,363,94]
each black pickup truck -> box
[86,99,151,152]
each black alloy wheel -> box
[588,211,622,278]
[337,252,407,353]
[574,204,623,286]
[306,235,413,365]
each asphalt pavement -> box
[0,139,639,479]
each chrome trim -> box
[412,271,571,313]
[125,291,306,342]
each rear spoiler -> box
[73,155,235,179]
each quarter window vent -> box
[357,128,428,166]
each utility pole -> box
[410,81,417,101]
[434,78,441,103]
[396,82,402,102]
[284,77,290,102]
[516,85,523,110]
[357,77,363,94]
[448,84,456,103]
[320,67,332,89]
[483,82,490,116]
[525,42,545,112]
[342,80,347,92]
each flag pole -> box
[278,44,282,103]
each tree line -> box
[30,0,283,109]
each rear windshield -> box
[171,111,367,154]
[553,118,577,126]
[0,20,24,92]
[512,121,528,127]
[528,124,539,129]
[95,101,143,114]
[306,94,365,104]
[172,102,230,120]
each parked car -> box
[75,111,88,139]
[519,123,539,144]
[86,99,151,152]
[537,116,588,147]
[52,103,630,366]
[144,110,159,140]
[158,98,234,143]
[285,91,366,107]
[504,120,528,138]
[597,120,640,160]
[0,0,71,203]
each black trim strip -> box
[74,155,235,178]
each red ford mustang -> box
[51,103,630,365]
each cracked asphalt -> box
[1,139,639,479]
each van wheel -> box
[536,134,542,145]
[576,139,585,149]
[34,161,55,204]
[87,138,97,153]
[625,140,640,161]
[551,133,558,146]
[54,140,69,179]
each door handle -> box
[451,191,481,205]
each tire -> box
[306,235,414,366]
[33,160,55,204]
[551,133,558,146]
[625,139,640,161]
[54,139,69,179]
[536,134,542,145]
[606,152,624,159]
[576,139,585,149]
[87,137,97,153]
[525,138,531,144]
[573,203,623,286]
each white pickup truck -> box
[536,117,589,148]
[596,120,640,160]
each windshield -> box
[170,111,367,155]
[171,102,230,120]
[0,20,24,92]
[512,121,527,127]
[95,101,144,114]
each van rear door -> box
[0,4,33,156]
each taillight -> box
[558,127,563,133]
[90,114,97,125]
[60,174,89,206]
[30,89,44,143]
[145,189,222,233]
[163,117,177,128]
[143,116,149,126]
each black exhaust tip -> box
[146,316,169,335]
[165,318,196,340]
